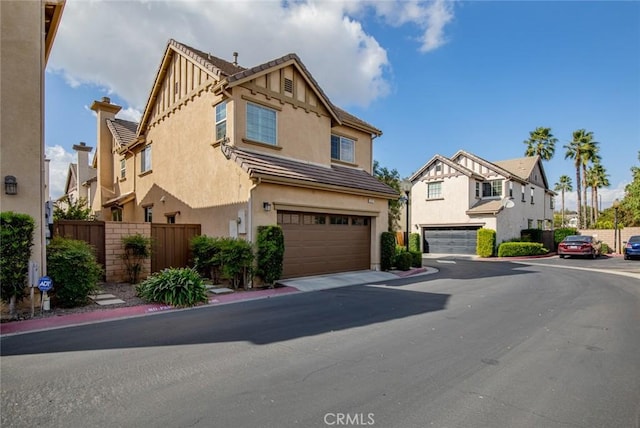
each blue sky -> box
[45,0,640,211]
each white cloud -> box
[558,181,628,213]
[47,0,455,111]
[45,145,76,200]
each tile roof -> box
[171,40,381,135]
[228,148,398,198]
[494,156,539,181]
[170,39,246,77]
[106,118,138,147]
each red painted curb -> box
[0,286,298,335]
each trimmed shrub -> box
[410,251,422,268]
[498,242,548,257]
[191,235,222,282]
[256,226,284,286]
[381,232,396,271]
[520,228,543,243]
[47,237,102,308]
[600,242,611,254]
[394,252,412,271]
[122,234,152,284]
[218,238,254,290]
[554,228,578,250]
[0,212,35,315]
[409,233,421,252]
[136,267,208,307]
[476,228,496,257]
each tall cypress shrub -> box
[381,232,396,271]
[256,226,285,286]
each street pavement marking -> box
[437,260,456,264]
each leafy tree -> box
[553,175,573,227]
[621,151,640,226]
[54,195,94,221]
[564,129,599,228]
[374,160,401,231]
[524,127,557,161]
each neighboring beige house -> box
[59,142,97,208]
[90,39,397,278]
[1,0,65,276]
[409,150,554,254]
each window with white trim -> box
[475,182,480,198]
[144,206,153,223]
[427,182,442,199]
[530,187,535,204]
[508,182,513,198]
[120,158,126,179]
[331,135,355,163]
[482,180,503,198]
[141,145,152,173]
[521,186,526,202]
[215,101,227,141]
[247,102,276,145]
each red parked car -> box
[558,235,600,259]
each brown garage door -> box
[278,211,371,278]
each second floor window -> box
[247,103,276,145]
[215,101,227,141]
[141,145,152,173]
[427,182,442,199]
[120,158,126,179]
[482,180,502,198]
[331,135,354,163]
[530,187,535,204]
[550,196,555,209]
[508,182,513,198]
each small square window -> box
[427,182,442,199]
[331,135,354,163]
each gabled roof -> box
[226,147,398,198]
[64,163,77,195]
[138,39,381,138]
[494,156,550,190]
[409,154,483,182]
[451,150,529,184]
[106,118,138,149]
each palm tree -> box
[586,162,609,224]
[564,129,598,229]
[580,140,600,228]
[524,127,557,161]
[554,175,573,227]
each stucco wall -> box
[578,227,640,253]
[0,0,47,273]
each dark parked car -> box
[623,235,640,260]
[558,235,600,259]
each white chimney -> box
[72,142,93,200]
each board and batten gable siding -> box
[148,51,217,129]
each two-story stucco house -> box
[409,150,554,254]
[90,39,397,279]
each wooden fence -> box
[53,221,201,282]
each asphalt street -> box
[1,260,639,428]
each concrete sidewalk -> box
[0,267,435,336]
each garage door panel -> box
[423,227,479,255]
[279,211,371,278]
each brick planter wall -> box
[105,222,151,283]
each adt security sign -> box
[38,276,53,292]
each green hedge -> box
[409,233,421,252]
[0,212,35,307]
[476,228,496,257]
[47,237,102,307]
[410,251,422,267]
[380,232,396,271]
[554,228,578,249]
[394,252,413,271]
[498,242,548,257]
[256,225,284,286]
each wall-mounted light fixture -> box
[4,176,17,195]
[263,202,272,212]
